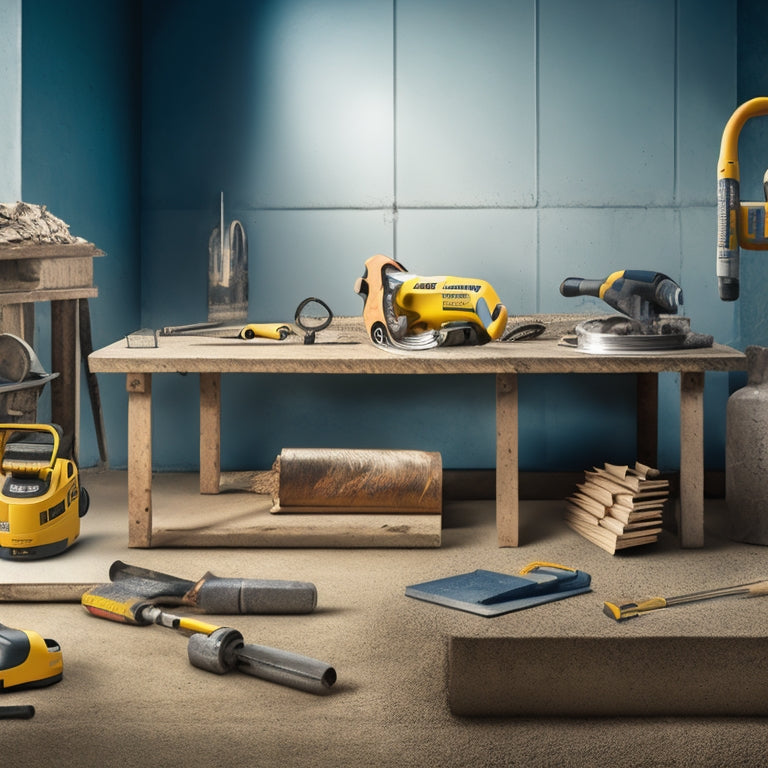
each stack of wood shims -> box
[564,461,669,554]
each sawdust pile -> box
[0,201,86,246]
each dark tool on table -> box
[604,578,768,621]
[559,269,712,352]
[0,621,63,691]
[83,600,336,695]
[716,97,768,300]
[293,297,333,344]
[0,422,89,560]
[162,297,333,344]
[501,322,546,342]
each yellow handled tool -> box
[82,598,336,694]
[717,97,768,300]
[604,579,768,621]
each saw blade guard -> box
[354,254,508,350]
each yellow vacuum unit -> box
[0,423,88,560]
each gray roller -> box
[192,577,317,615]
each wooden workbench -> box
[88,324,746,549]
[0,242,101,458]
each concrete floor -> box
[2,469,768,767]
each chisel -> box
[604,579,768,621]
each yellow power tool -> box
[0,423,89,560]
[354,254,508,350]
[0,622,63,690]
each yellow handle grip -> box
[718,97,768,181]
[603,596,667,621]
[175,616,221,635]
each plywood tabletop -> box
[89,320,746,376]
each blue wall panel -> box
[538,0,675,207]
[22,0,141,468]
[395,0,536,207]
[16,0,754,473]
[0,0,21,201]
[737,0,768,350]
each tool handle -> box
[0,705,35,719]
[603,596,667,620]
[745,580,768,597]
[191,576,318,615]
[559,277,603,298]
[235,642,336,695]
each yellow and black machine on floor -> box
[0,621,63,692]
[0,423,88,560]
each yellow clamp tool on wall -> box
[717,96,768,301]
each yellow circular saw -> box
[354,254,508,350]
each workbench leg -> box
[199,373,221,494]
[679,371,705,548]
[127,373,153,547]
[636,372,658,468]
[51,299,79,460]
[496,373,519,547]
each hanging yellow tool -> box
[717,96,768,300]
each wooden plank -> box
[636,372,658,467]
[127,373,153,547]
[88,333,747,377]
[0,256,92,292]
[496,373,519,546]
[148,473,440,547]
[679,371,705,547]
[199,373,221,494]
[150,513,442,548]
[0,286,98,305]
[0,303,34,339]
[0,242,102,260]
[50,299,79,459]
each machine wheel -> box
[79,486,90,517]
[371,322,388,347]
[243,328,256,339]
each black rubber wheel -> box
[79,486,90,517]
[371,322,388,347]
